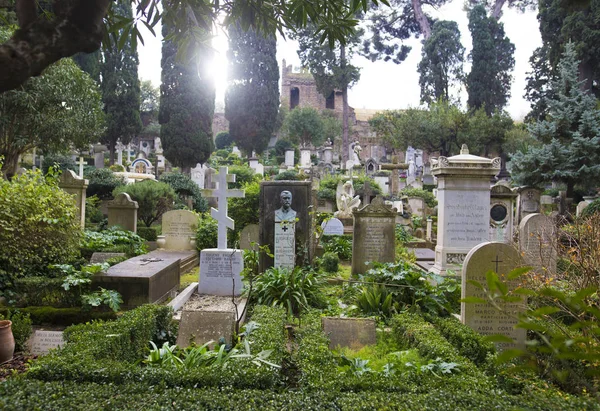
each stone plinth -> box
[461,242,526,351]
[199,249,243,296]
[93,250,193,308]
[429,146,501,276]
[157,210,198,250]
[176,294,246,348]
[58,169,88,228]
[351,196,396,276]
[107,193,138,232]
[322,317,377,350]
[259,181,312,272]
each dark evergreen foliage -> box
[417,20,464,104]
[159,4,215,170]
[466,5,514,115]
[225,24,279,155]
[99,0,142,165]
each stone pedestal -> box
[489,181,518,243]
[429,146,501,276]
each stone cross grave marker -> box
[362,180,375,206]
[199,166,245,296]
[201,166,245,250]
[461,242,526,351]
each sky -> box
[138,1,542,121]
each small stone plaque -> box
[322,317,377,350]
[321,218,344,236]
[30,330,64,355]
[274,221,295,269]
[199,249,243,296]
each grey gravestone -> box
[30,330,64,355]
[517,187,541,224]
[157,210,198,250]
[410,248,435,261]
[407,197,425,217]
[461,242,526,351]
[321,218,344,236]
[107,192,138,232]
[58,169,88,228]
[351,196,396,276]
[90,252,126,264]
[93,250,192,308]
[322,317,377,350]
[518,213,557,275]
[239,224,259,251]
[259,181,312,272]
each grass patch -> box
[180,268,198,290]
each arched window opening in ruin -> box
[290,87,300,109]
[326,91,335,109]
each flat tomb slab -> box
[176,293,246,348]
[322,317,377,350]
[93,250,194,308]
[408,248,435,261]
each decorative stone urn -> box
[0,320,15,363]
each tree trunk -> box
[341,44,349,167]
[108,144,115,166]
[411,0,431,39]
[1,152,19,179]
[491,0,506,19]
[578,61,594,95]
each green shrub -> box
[113,180,176,227]
[0,306,116,326]
[196,215,218,251]
[227,165,259,188]
[321,235,352,260]
[429,316,495,366]
[321,252,339,273]
[0,310,32,352]
[400,187,437,208]
[80,227,147,259]
[85,168,125,200]
[12,276,72,307]
[215,131,234,149]
[137,226,158,241]
[42,153,77,175]
[253,267,325,317]
[274,169,303,181]
[159,172,208,213]
[355,283,394,318]
[229,181,260,244]
[0,169,81,291]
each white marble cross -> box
[78,156,84,178]
[201,166,245,249]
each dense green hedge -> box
[1,379,596,411]
[0,306,116,326]
[27,305,288,390]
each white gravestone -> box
[321,218,344,236]
[285,150,295,167]
[429,145,501,276]
[199,167,245,296]
[157,210,197,250]
[300,149,311,168]
[191,163,207,189]
[461,242,526,351]
[30,330,65,355]
[274,221,295,269]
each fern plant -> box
[355,283,394,318]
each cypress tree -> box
[99,0,142,164]
[225,24,279,155]
[159,4,215,171]
[466,5,514,115]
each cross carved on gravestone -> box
[200,166,245,249]
[492,255,503,273]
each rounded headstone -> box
[321,218,344,236]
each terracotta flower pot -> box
[0,320,15,363]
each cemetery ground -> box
[1,169,600,409]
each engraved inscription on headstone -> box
[158,210,198,250]
[199,250,243,296]
[274,222,295,269]
[321,218,344,236]
[30,330,64,355]
[444,191,489,246]
[461,242,526,351]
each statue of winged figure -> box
[334,180,361,218]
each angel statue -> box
[334,180,361,218]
